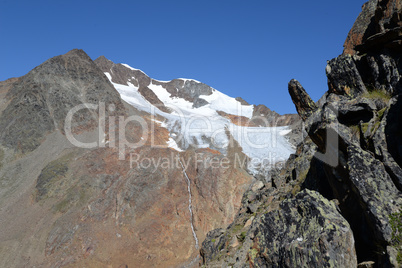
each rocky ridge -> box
[95,55,299,128]
[200,0,402,267]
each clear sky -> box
[0,0,366,114]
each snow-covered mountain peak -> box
[95,56,299,178]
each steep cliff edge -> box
[201,0,402,267]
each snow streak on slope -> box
[104,73,157,114]
[105,64,295,174]
[200,89,253,118]
[178,156,199,249]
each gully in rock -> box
[178,155,199,249]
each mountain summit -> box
[0,47,299,266]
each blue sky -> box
[0,0,366,114]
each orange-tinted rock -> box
[344,0,402,55]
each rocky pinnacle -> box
[288,79,318,121]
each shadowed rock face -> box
[330,0,401,98]
[344,0,402,55]
[201,0,402,267]
[344,0,379,55]
[342,0,401,96]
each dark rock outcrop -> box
[152,78,214,108]
[249,190,356,268]
[235,97,250,105]
[288,4,402,262]
[288,79,318,120]
[326,55,368,97]
[201,0,402,267]
[344,0,379,55]
[342,0,401,96]
[344,0,402,55]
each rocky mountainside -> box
[0,44,299,266]
[200,0,402,267]
[0,49,253,267]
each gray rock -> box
[249,190,357,268]
[288,79,317,121]
[326,54,367,97]
[235,97,250,105]
[192,97,209,108]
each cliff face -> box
[201,0,402,267]
[343,0,401,55]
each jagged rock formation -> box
[344,0,401,55]
[288,79,318,120]
[200,0,402,267]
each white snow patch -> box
[153,79,172,83]
[200,90,254,118]
[120,63,150,78]
[151,118,168,128]
[279,129,292,136]
[229,125,294,174]
[127,81,136,88]
[105,72,165,115]
[167,138,183,152]
[104,72,112,80]
[121,63,140,71]
[178,78,202,84]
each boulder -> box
[249,190,357,268]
